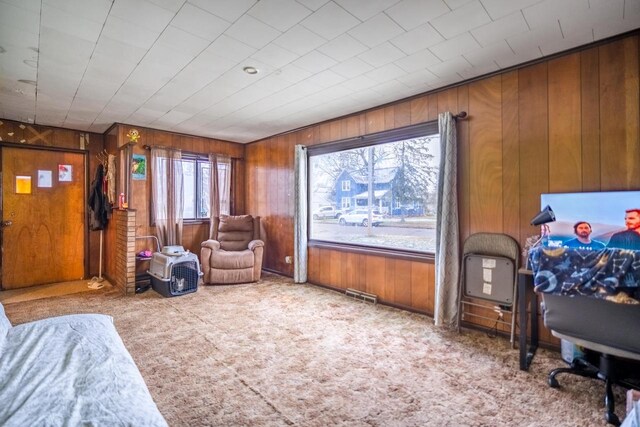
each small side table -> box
[518,269,539,370]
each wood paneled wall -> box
[105,124,245,274]
[245,35,640,341]
[0,119,105,279]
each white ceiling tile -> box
[248,0,312,32]
[292,50,337,73]
[386,0,450,30]
[593,11,640,40]
[539,28,593,55]
[330,56,374,78]
[317,33,368,61]
[41,3,103,42]
[102,15,161,49]
[394,49,441,72]
[75,77,121,101]
[127,107,167,124]
[0,26,39,50]
[94,37,147,64]
[272,64,314,83]
[358,41,405,67]
[444,0,474,8]
[430,1,491,38]
[396,69,438,88]
[471,11,530,47]
[225,15,282,49]
[295,0,331,11]
[458,61,499,79]
[340,75,378,91]
[273,24,327,55]
[172,3,231,41]
[203,34,256,62]
[84,53,137,83]
[462,40,513,67]
[147,0,186,13]
[560,0,624,37]
[334,0,401,21]
[156,26,210,57]
[152,110,192,126]
[506,22,562,53]
[522,0,588,29]
[43,0,112,23]
[2,0,41,13]
[626,0,640,16]
[187,0,257,22]
[426,55,470,78]
[364,62,406,82]
[390,24,444,55]
[300,1,361,39]
[249,43,298,68]
[38,27,94,66]
[304,69,346,87]
[494,47,541,68]
[111,0,175,33]
[480,0,544,20]
[0,2,40,33]
[348,12,405,47]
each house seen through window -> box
[309,126,440,253]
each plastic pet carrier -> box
[148,249,202,297]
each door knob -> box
[1,220,12,228]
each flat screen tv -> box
[540,190,640,250]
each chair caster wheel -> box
[548,376,560,388]
[605,412,620,426]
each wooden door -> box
[1,146,85,289]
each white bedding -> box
[0,313,167,427]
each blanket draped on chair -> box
[529,247,640,304]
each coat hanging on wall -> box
[89,164,108,231]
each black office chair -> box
[542,294,640,425]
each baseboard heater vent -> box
[345,288,377,304]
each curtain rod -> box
[453,111,468,120]
[142,144,243,160]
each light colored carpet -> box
[2,273,625,426]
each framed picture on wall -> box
[38,170,52,188]
[132,154,146,180]
[16,176,31,194]
[58,164,72,182]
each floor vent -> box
[345,288,377,304]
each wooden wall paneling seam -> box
[468,76,504,235]
[548,54,582,193]
[457,85,471,243]
[580,48,601,192]
[501,72,520,244]
[518,63,549,244]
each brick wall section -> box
[114,209,136,295]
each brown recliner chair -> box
[201,215,264,284]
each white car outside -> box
[339,209,384,226]
[312,206,342,220]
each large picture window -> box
[181,155,231,220]
[308,122,439,254]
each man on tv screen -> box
[563,221,605,250]
[607,209,640,250]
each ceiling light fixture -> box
[243,66,258,75]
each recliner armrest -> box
[248,240,264,251]
[201,239,221,251]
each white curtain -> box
[294,145,308,283]
[151,147,184,248]
[434,112,460,328]
[217,155,232,216]
[207,154,220,239]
